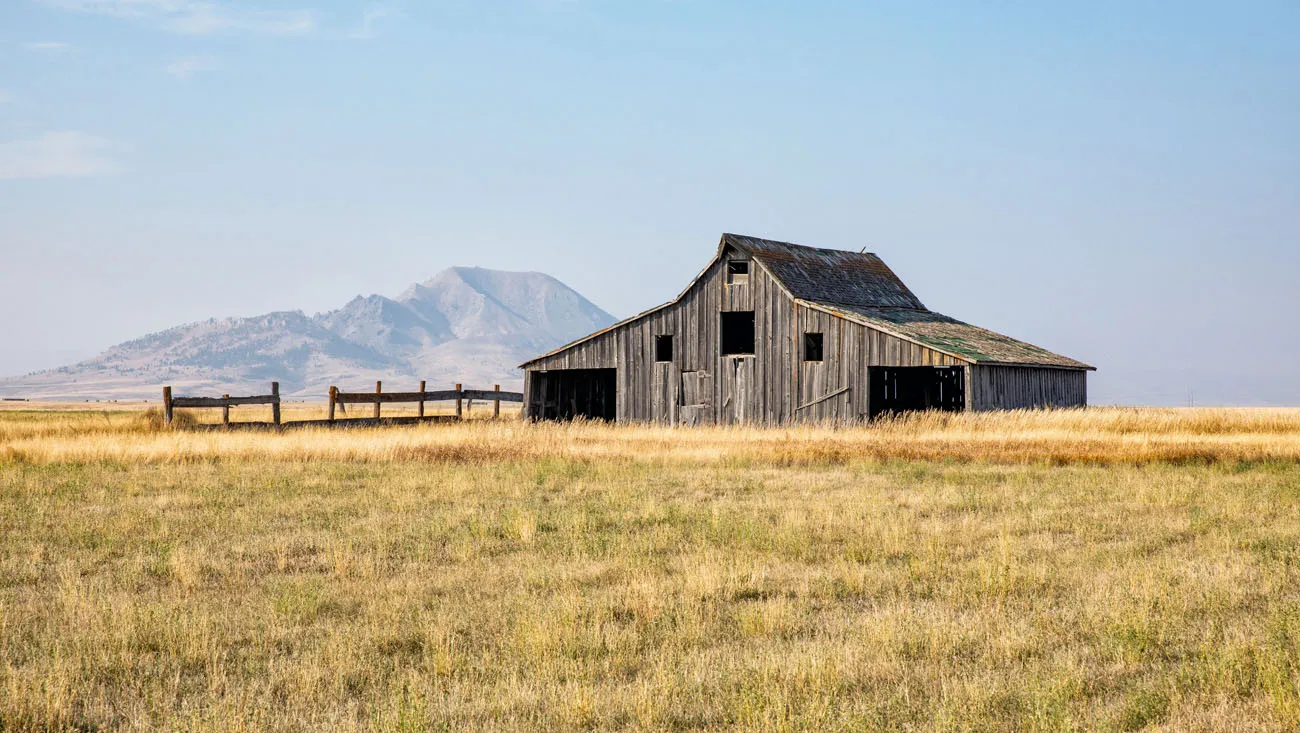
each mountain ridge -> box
[0,267,615,400]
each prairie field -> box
[2,406,1300,731]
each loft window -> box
[721,311,755,355]
[727,260,749,285]
[655,335,673,363]
[804,332,824,362]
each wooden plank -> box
[461,390,523,402]
[455,383,462,420]
[539,375,550,421]
[271,382,281,426]
[522,371,534,420]
[171,395,280,408]
[331,389,522,404]
[162,386,173,425]
[221,394,230,426]
[418,380,426,418]
[183,415,462,432]
[493,384,500,418]
[374,381,382,419]
[334,390,460,404]
[328,386,337,421]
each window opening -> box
[721,311,755,355]
[655,335,673,362]
[804,332,823,362]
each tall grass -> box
[3,406,1300,467]
[1,407,1299,730]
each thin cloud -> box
[165,55,220,80]
[23,41,71,52]
[37,0,316,37]
[0,90,12,104]
[341,8,399,40]
[0,131,118,180]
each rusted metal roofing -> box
[808,302,1094,370]
[723,234,926,310]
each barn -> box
[521,234,1093,424]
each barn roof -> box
[722,234,926,309]
[521,233,1092,370]
[805,302,1094,370]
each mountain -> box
[0,267,615,400]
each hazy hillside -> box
[0,267,615,400]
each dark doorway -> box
[869,366,965,418]
[530,369,617,421]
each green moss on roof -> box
[809,302,1093,369]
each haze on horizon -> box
[1,1,1297,406]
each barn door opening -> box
[869,366,964,418]
[530,369,617,421]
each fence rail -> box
[328,381,523,422]
[161,381,523,429]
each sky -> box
[1,0,1297,405]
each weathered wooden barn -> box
[521,234,1093,423]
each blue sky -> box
[1,1,1298,404]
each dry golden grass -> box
[2,407,1299,731]
[3,406,1300,467]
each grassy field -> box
[2,407,1299,731]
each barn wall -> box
[522,256,726,422]
[791,306,964,422]
[792,305,859,421]
[525,245,975,424]
[968,365,1087,411]
[728,261,965,424]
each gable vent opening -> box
[727,260,750,285]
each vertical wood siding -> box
[968,366,1087,410]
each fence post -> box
[455,383,463,421]
[493,384,500,418]
[162,386,173,426]
[271,382,281,427]
[418,380,426,419]
[222,395,230,426]
[328,386,337,422]
[374,381,382,419]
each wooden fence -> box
[328,381,520,422]
[163,383,281,427]
[162,381,523,429]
